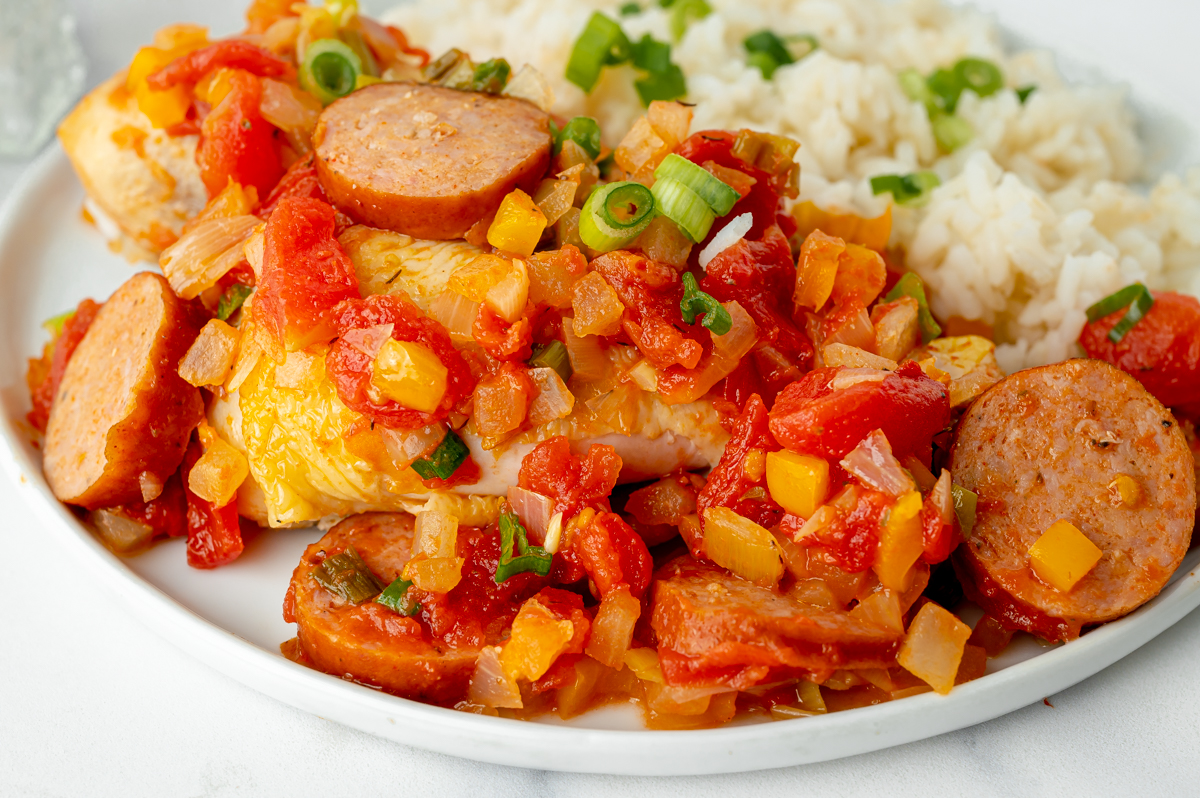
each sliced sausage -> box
[313,82,552,240]
[288,513,478,705]
[951,359,1195,640]
[651,557,904,688]
[44,272,205,509]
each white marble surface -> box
[2,0,1199,795]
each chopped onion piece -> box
[160,215,260,299]
[507,486,555,545]
[526,366,575,427]
[793,504,839,542]
[179,319,240,387]
[414,509,459,559]
[428,291,478,342]
[543,511,564,554]
[259,78,321,154]
[930,469,955,527]
[624,359,659,392]
[840,429,915,497]
[468,645,523,709]
[501,64,555,112]
[484,258,530,324]
[533,178,578,225]
[698,212,753,270]
[563,317,609,382]
[585,585,641,669]
[341,323,394,358]
[830,367,889,391]
[91,509,155,553]
[380,423,448,470]
[822,343,897,371]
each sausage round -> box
[313,83,552,240]
[951,359,1195,639]
[43,272,204,509]
[288,513,478,705]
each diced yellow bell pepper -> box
[500,599,576,682]
[873,491,925,591]
[1028,520,1102,593]
[765,450,829,519]
[189,422,249,507]
[447,254,513,303]
[702,506,785,588]
[402,554,464,594]
[487,189,547,257]
[369,339,448,413]
[623,648,665,683]
[194,67,238,107]
[127,46,193,129]
[1108,475,1142,508]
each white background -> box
[2,0,1199,795]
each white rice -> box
[386,0,1200,372]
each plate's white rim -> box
[2,145,1198,776]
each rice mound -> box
[387,0,1200,372]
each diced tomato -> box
[779,488,890,573]
[117,471,189,539]
[473,303,534,362]
[182,438,244,569]
[920,493,960,565]
[26,298,101,432]
[565,512,652,599]
[326,294,476,430]
[258,154,327,220]
[254,196,360,360]
[146,40,294,90]
[517,436,623,519]
[592,251,706,371]
[769,361,950,462]
[676,130,784,240]
[419,456,481,491]
[531,587,593,652]
[417,526,551,648]
[952,550,1082,642]
[195,69,283,199]
[694,394,783,556]
[1080,290,1200,414]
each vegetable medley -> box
[28,0,1199,728]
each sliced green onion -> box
[312,546,383,604]
[668,0,711,41]
[869,171,941,207]
[300,39,363,105]
[932,113,973,152]
[217,283,254,322]
[495,511,553,584]
[410,429,471,481]
[470,58,511,94]
[955,58,1003,99]
[1016,85,1037,104]
[619,2,642,15]
[747,51,781,80]
[655,153,740,216]
[926,67,963,113]
[884,272,942,343]
[634,63,686,105]
[42,309,75,338]
[950,484,977,538]
[1086,283,1155,343]
[579,180,656,252]
[652,175,715,243]
[680,271,731,334]
[566,12,632,92]
[898,68,934,107]
[744,31,794,72]
[632,34,673,74]
[423,48,467,83]
[376,577,421,616]
[555,116,602,160]
[529,340,573,384]
[784,33,819,61]
[338,29,379,78]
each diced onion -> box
[178,319,241,387]
[259,78,321,154]
[468,645,523,709]
[380,423,447,470]
[563,317,609,382]
[829,367,889,391]
[91,509,155,553]
[930,469,955,527]
[624,359,659,392]
[533,178,577,226]
[839,429,916,497]
[502,63,555,112]
[526,366,575,427]
[160,215,260,299]
[341,323,394,358]
[483,258,529,324]
[428,291,478,342]
[414,509,459,559]
[698,212,753,270]
[822,343,897,371]
[543,512,564,554]
[584,586,641,669]
[507,486,555,545]
[189,427,249,507]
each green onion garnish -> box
[632,33,673,74]
[300,38,363,105]
[410,429,471,482]
[651,175,715,243]
[579,180,656,252]
[1085,283,1155,344]
[1016,85,1037,104]
[955,58,1003,99]
[338,28,380,78]
[555,116,602,161]
[950,484,977,538]
[634,63,686,105]
[744,30,794,79]
[655,153,740,216]
[42,309,76,338]
[926,66,964,113]
[423,48,467,83]
[932,113,973,153]
[680,271,732,335]
[376,577,421,616]
[312,546,384,604]
[495,511,553,584]
[619,2,642,15]
[870,171,941,207]
[217,283,254,322]
[884,272,942,344]
[898,68,933,106]
[668,0,711,41]
[529,340,573,384]
[566,12,632,92]
[470,58,511,94]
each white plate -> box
[3,80,1199,778]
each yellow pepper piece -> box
[873,491,925,591]
[127,46,193,129]
[500,599,576,682]
[402,554,465,594]
[1029,520,1103,593]
[487,189,547,257]
[369,339,448,413]
[194,67,238,108]
[765,450,829,520]
[702,506,785,588]
[623,648,665,683]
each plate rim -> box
[2,144,1198,776]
